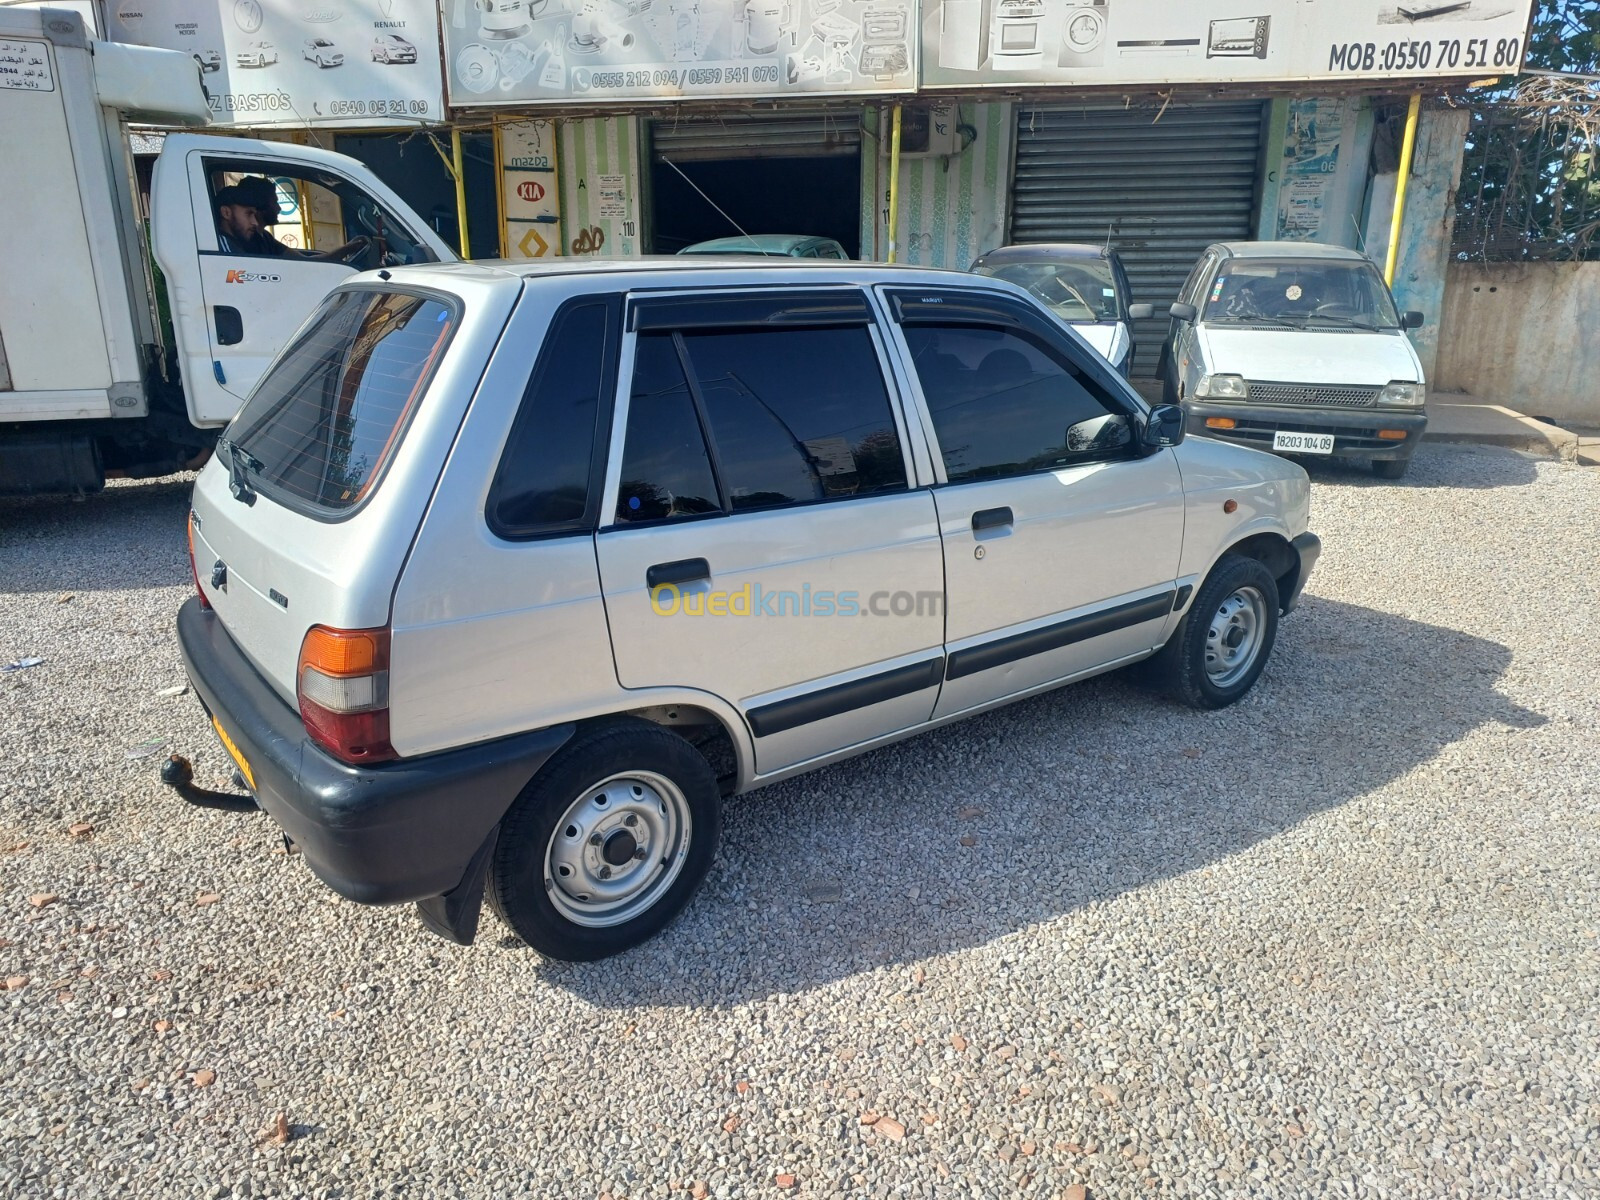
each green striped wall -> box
[862,103,1013,267]
[556,116,645,258]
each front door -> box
[594,289,945,777]
[880,287,1187,720]
[151,134,453,427]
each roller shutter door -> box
[1011,101,1267,378]
[650,109,862,162]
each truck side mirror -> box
[1169,302,1198,323]
[1128,302,1155,320]
[1402,310,1425,330]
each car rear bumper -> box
[175,597,572,909]
[1184,401,1427,461]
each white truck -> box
[0,8,453,495]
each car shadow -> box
[532,596,1543,1007]
[0,475,194,594]
[1295,442,1543,489]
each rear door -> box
[594,288,945,777]
[152,134,453,427]
[880,287,1186,720]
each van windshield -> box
[972,258,1121,323]
[1203,259,1401,329]
[227,288,455,516]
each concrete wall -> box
[1364,106,1470,381]
[863,103,1012,268]
[1436,261,1600,423]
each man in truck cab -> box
[239,177,371,262]
[213,183,265,253]
[215,176,369,262]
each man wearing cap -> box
[217,176,370,262]
[214,182,264,253]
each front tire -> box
[1149,554,1280,709]
[1372,457,1410,480]
[488,719,722,961]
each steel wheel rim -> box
[544,771,692,929]
[1204,585,1268,688]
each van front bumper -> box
[1184,402,1427,461]
[175,598,572,927]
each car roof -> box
[679,234,839,255]
[1215,241,1372,262]
[369,257,996,299]
[973,243,1112,263]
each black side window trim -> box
[486,293,623,542]
[889,287,1146,422]
[629,289,874,333]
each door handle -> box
[646,558,710,589]
[971,507,1013,532]
[213,305,243,346]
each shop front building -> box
[105,1,1534,381]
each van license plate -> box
[1273,431,1335,454]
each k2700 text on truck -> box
[0,9,453,495]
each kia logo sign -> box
[516,180,546,202]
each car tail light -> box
[297,625,396,764]
[188,513,211,610]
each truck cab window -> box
[204,161,434,270]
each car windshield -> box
[972,258,1121,323]
[1203,259,1402,329]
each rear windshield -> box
[228,288,455,516]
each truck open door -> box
[151,134,456,427]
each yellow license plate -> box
[211,716,256,791]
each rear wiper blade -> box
[225,441,258,507]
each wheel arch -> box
[1220,530,1299,611]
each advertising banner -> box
[103,1,445,127]
[921,0,1536,90]
[499,119,562,258]
[444,0,917,106]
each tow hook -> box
[158,752,259,812]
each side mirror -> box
[1169,302,1198,323]
[1142,403,1186,450]
[1065,413,1133,455]
[1401,310,1425,330]
[1127,302,1155,320]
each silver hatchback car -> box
[177,260,1320,960]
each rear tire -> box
[488,719,721,961]
[1372,457,1410,480]
[1149,554,1280,709]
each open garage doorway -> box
[648,111,862,257]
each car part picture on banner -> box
[445,0,918,102]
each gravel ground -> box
[1,444,1596,1200]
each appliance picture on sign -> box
[445,0,918,102]
[1058,0,1107,68]
[920,0,1536,88]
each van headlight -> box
[1196,373,1248,399]
[1379,381,1426,407]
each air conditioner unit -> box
[897,104,963,157]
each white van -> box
[1161,242,1428,479]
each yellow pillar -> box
[1384,94,1422,286]
[451,127,471,260]
[887,104,903,264]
